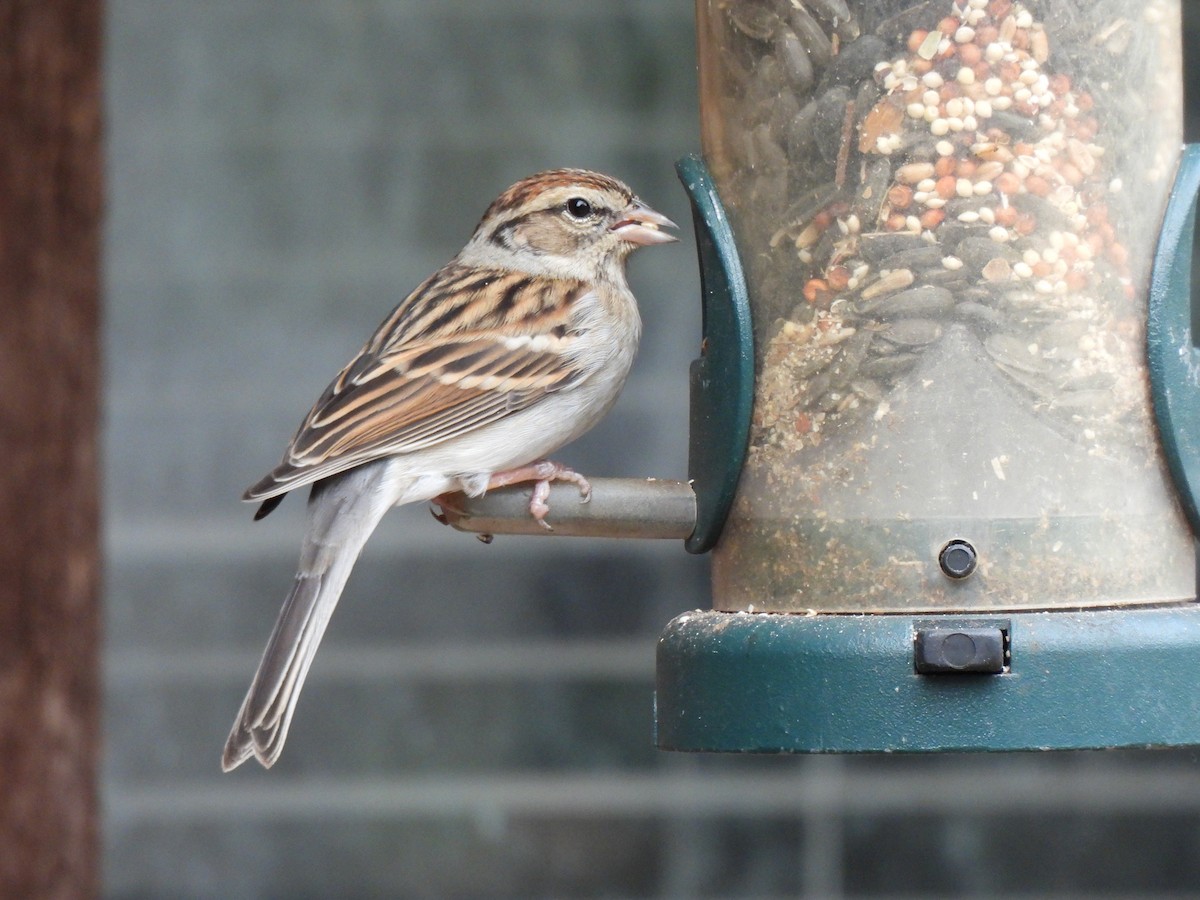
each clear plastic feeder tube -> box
[699,0,1192,612]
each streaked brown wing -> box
[297,333,579,459]
[245,267,588,500]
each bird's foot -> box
[486,460,591,532]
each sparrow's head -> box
[461,168,677,279]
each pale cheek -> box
[516,220,586,256]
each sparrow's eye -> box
[565,197,594,220]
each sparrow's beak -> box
[611,199,678,246]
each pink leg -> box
[486,459,591,531]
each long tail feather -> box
[222,460,399,771]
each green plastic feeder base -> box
[655,605,1200,752]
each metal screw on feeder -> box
[447,0,1200,753]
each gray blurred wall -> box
[103,1,1200,897]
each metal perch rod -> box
[437,478,697,540]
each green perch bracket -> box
[676,155,754,554]
[1149,143,1200,535]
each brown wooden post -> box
[0,2,103,897]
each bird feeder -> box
[446,0,1200,752]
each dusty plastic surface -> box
[698,0,1194,611]
[655,605,1200,751]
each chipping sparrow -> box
[222,169,677,771]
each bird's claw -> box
[429,493,467,527]
[529,480,555,531]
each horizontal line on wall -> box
[107,0,694,29]
[106,638,658,686]
[105,765,1200,824]
[103,515,697,561]
[105,116,700,167]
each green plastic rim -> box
[656,607,1200,752]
